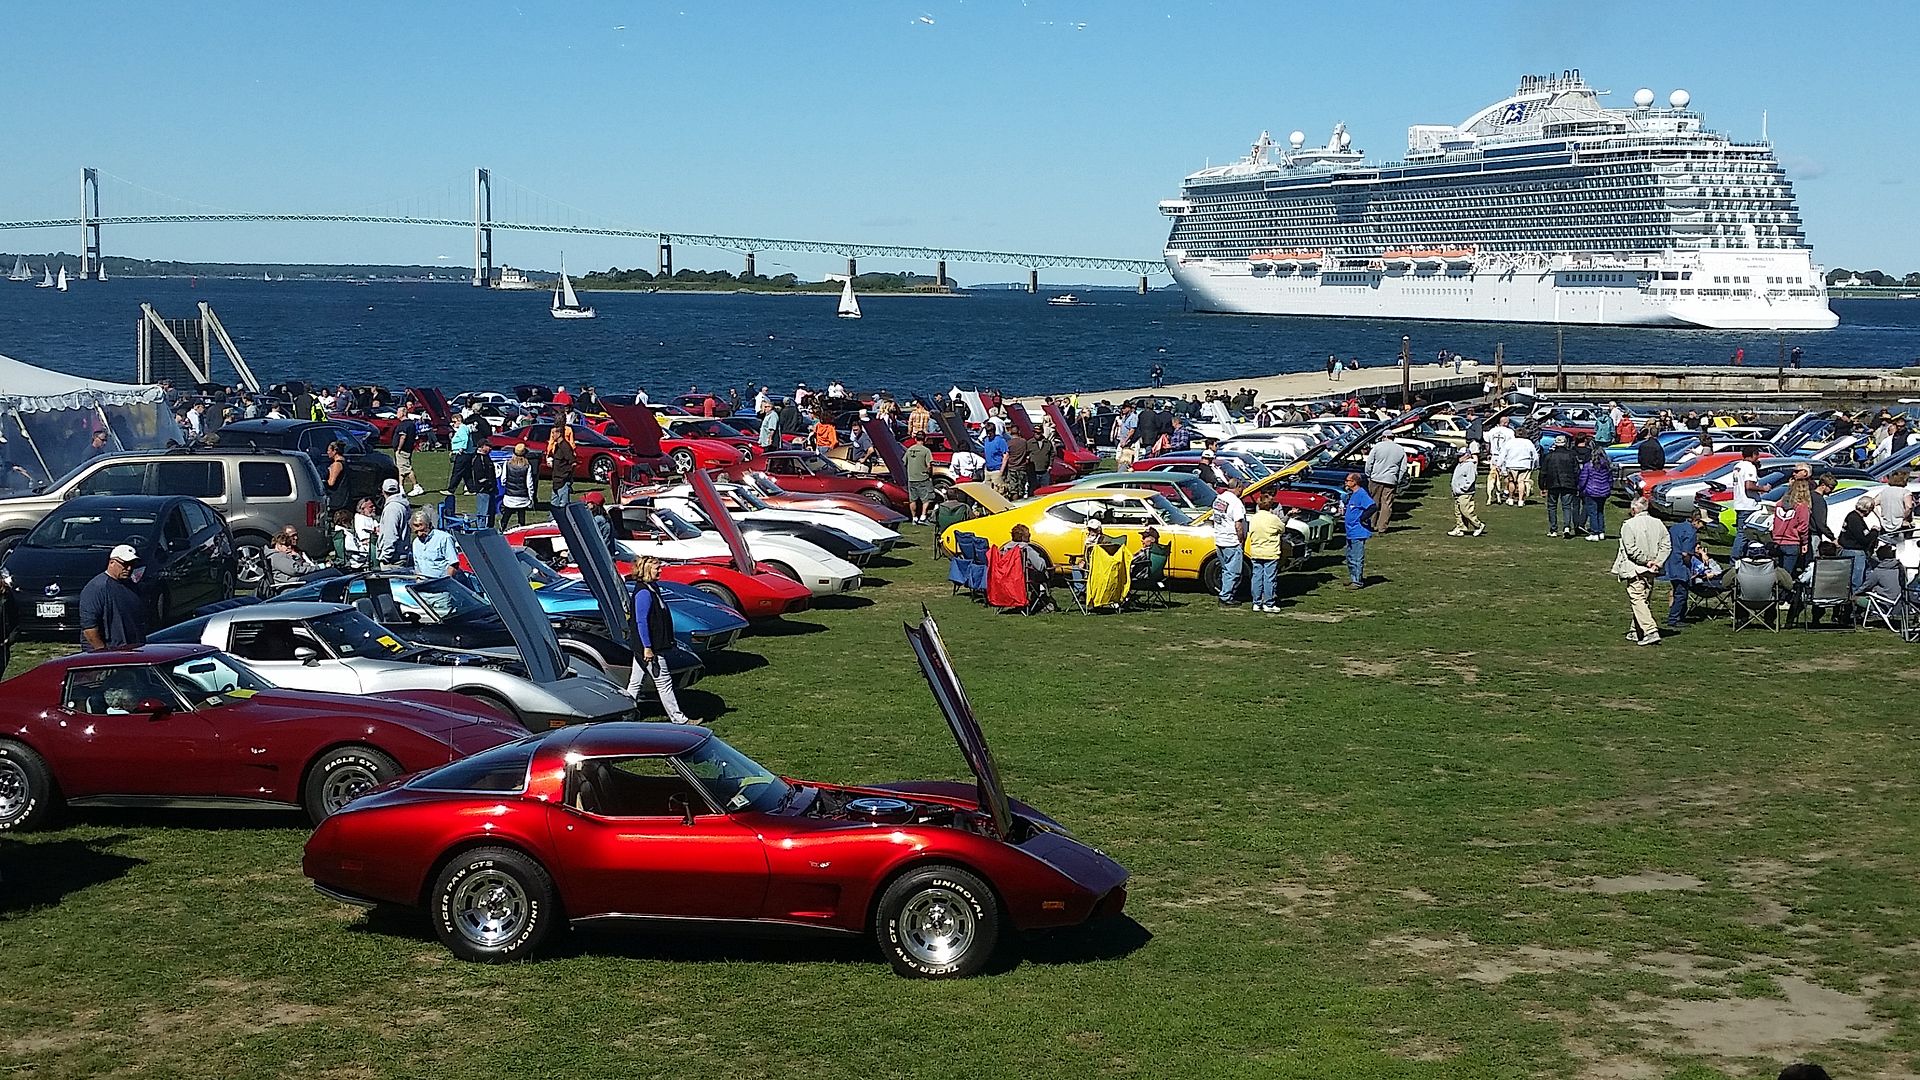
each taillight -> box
[306,500,323,526]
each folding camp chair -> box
[947,536,975,596]
[1125,543,1172,610]
[1729,562,1785,632]
[1685,577,1730,621]
[956,534,989,598]
[1859,589,1902,634]
[437,493,481,532]
[1797,558,1855,629]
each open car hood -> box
[862,416,909,486]
[407,386,453,429]
[955,481,1014,516]
[453,530,570,685]
[687,467,757,576]
[601,400,665,458]
[903,608,1013,839]
[933,408,980,456]
[554,503,636,653]
[1039,402,1092,459]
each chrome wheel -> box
[896,886,976,968]
[450,870,529,948]
[319,762,380,815]
[591,455,615,483]
[0,757,28,825]
[235,542,268,586]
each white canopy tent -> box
[0,353,183,489]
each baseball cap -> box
[381,478,401,494]
[108,543,141,565]
[1745,541,1769,557]
[1201,448,1216,459]
[582,490,605,506]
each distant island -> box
[576,266,954,294]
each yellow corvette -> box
[942,483,1228,591]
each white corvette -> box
[638,480,902,553]
[515,504,862,597]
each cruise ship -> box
[1160,72,1837,329]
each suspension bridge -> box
[1,168,1168,292]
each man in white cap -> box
[79,544,148,650]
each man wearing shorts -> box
[904,436,935,524]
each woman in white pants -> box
[626,556,696,725]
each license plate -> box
[36,601,65,619]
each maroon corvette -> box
[305,612,1128,978]
[0,645,525,831]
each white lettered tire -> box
[0,740,54,832]
[301,746,400,825]
[430,846,557,963]
[874,865,1001,978]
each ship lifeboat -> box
[1381,251,1415,269]
[1443,248,1477,268]
[1248,253,1276,271]
[1293,252,1324,268]
[1414,253,1445,269]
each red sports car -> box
[724,470,910,526]
[755,450,909,511]
[591,401,751,475]
[489,420,649,485]
[304,611,1128,977]
[0,644,525,831]
[503,521,812,619]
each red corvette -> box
[591,401,752,475]
[0,644,525,831]
[724,470,909,526]
[756,450,909,511]
[502,520,812,619]
[488,420,649,485]
[305,611,1128,977]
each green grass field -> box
[3,456,1916,1079]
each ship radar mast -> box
[1248,130,1274,165]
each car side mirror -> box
[667,792,696,827]
[293,645,321,665]
[136,697,171,718]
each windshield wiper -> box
[774,781,803,813]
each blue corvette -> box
[490,548,749,656]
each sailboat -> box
[96,263,107,281]
[55,267,69,291]
[263,271,271,283]
[7,257,28,282]
[550,256,595,319]
[834,274,862,320]
[36,265,54,288]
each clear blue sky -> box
[2,1,1911,283]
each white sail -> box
[836,275,861,319]
[549,255,595,319]
[263,271,271,282]
[56,266,68,291]
[97,263,107,281]
[8,257,26,281]
[37,264,54,288]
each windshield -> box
[165,653,272,708]
[26,510,161,550]
[678,420,744,439]
[396,576,493,621]
[1147,493,1194,525]
[307,609,412,658]
[513,549,572,589]
[653,508,704,541]
[744,472,785,497]
[721,485,771,511]
[1180,475,1221,506]
[677,736,790,813]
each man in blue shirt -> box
[1340,472,1376,589]
[79,544,148,651]
[982,426,1009,494]
[409,511,458,578]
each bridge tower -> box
[472,168,493,287]
[658,236,673,277]
[79,168,104,280]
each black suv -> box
[0,494,236,635]
[216,419,398,502]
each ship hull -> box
[1169,258,1838,331]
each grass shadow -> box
[744,618,830,637]
[1013,915,1153,969]
[673,688,735,723]
[809,594,877,610]
[0,834,146,916]
[696,649,769,677]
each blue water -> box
[3,279,1918,398]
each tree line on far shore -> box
[578,266,953,292]
[1826,267,1920,287]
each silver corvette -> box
[147,532,640,730]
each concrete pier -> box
[847,257,857,279]
[1027,269,1039,294]
[1014,363,1486,409]
[657,239,673,278]
[1138,275,1149,295]
[937,259,947,288]
[744,252,755,278]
